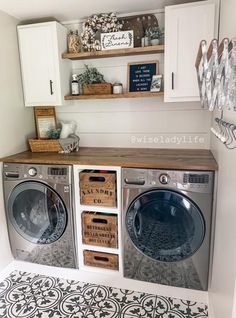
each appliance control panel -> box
[3,163,71,184]
[122,168,214,194]
[123,168,147,187]
[183,173,209,184]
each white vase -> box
[141,36,150,47]
[151,39,160,46]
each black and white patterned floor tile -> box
[0,271,208,318]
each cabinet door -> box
[164,1,215,102]
[18,24,59,106]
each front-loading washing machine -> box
[122,168,214,290]
[3,163,77,268]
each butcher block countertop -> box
[1,147,218,171]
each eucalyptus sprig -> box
[77,65,106,85]
[145,26,164,40]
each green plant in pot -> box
[145,26,164,46]
[77,65,112,95]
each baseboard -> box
[208,294,215,318]
[0,261,16,281]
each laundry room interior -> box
[0,0,235,317]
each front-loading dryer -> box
[3,163,77,268]
[122,168,214,290]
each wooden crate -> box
[80,171,116,207]
[83,250,119,270]
[83,83,112,95]
[82,212,118,248]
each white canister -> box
[113,83,123,94]
[141,36,150,47]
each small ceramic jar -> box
[113,83,123,94]
[151,39,160,46]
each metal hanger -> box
[225,124,236,149]
[212,117,236,149]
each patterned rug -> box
[0,271,208,318]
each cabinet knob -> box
[172,72,175,90]
[50,80,54,95]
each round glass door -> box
[126,189,205,262]
[8,181,67,244]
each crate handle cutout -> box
[92,218,108,224]
[94,256,109,263]
[89,176,105,182]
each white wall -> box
[209,1,236,317]
[57,12,211,149]
[0,10,34,271]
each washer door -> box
[126,189,205,262]
[8,181,67,244]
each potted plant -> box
[77,65,112,95]
[145,26,164,46]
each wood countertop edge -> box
[0,148,218,171]
[1,159,218,171]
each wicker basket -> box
[28,139,63,152]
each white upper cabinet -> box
[164,1,215,103]
[18,22,70,107]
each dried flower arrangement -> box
[81,12,123,51]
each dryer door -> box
[8,181,67,244]
[126,189,205,262]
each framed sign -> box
[101,31,134,50]
[127,60,159,92]
[150,75,163,92]
[34,107,57,139]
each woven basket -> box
[28,139,63,153]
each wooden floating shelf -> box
[62,45,165,60]
[64,91,164,100]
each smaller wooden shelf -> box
[62,45,164,60]
[81,245,119,254]
[65,91,164,100]
[79,205,118,213]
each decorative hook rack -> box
[195,38,236,111]
[211,117,236,149]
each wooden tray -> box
[119,14,158,47]
[83,83,112,95]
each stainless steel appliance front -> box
[122,168,214,290]
[3,163,77,268]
